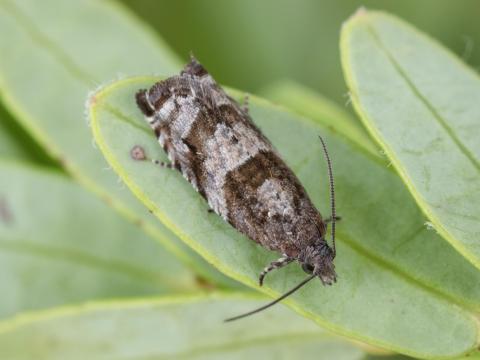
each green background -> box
[122,0,480,105]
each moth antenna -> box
[224,274,316,322]
[318,135,336,257]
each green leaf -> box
[0,0,233,286]
[0,161,200,319]
[89,77,480,358]
[340,10,480,269]
[0,293,374,360]
[260,80,380,158]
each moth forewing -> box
[135,56,338,320]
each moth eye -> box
[302,263,314,274]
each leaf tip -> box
[84,85,105,130]
[354,6,368,17]
[341,7,370,35]
[350,7,369,22]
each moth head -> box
[182,54,208,77]
[225,242,336,322]
[300,243,337,286]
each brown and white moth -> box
[135,57,338,321]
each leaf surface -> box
[261,80,379,158]
[341,10,480,268]
[89,77,480,358]
[0,294,383,360]
[0,162,199,319]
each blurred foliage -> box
[0,162,200,319]
[122,0,480,105]
[0,294,358,359]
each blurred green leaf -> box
[122,0,480,106]
[89,77,480,358]
[260,80,379,157]
[341,10,480,269]
[0,293,372,360]
[0,0,234,286]
[0,162,200,319]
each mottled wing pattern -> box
[136,59,325,259]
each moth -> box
[135,57,338,321]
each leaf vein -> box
[1,0,96,86]
[0,239,189,291]
[366,24,480,173]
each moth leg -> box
[241,94,250,114]
[130,145,175,169]
[207,209,215,214]
[259,255,294,286]
[151,159,174,169]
